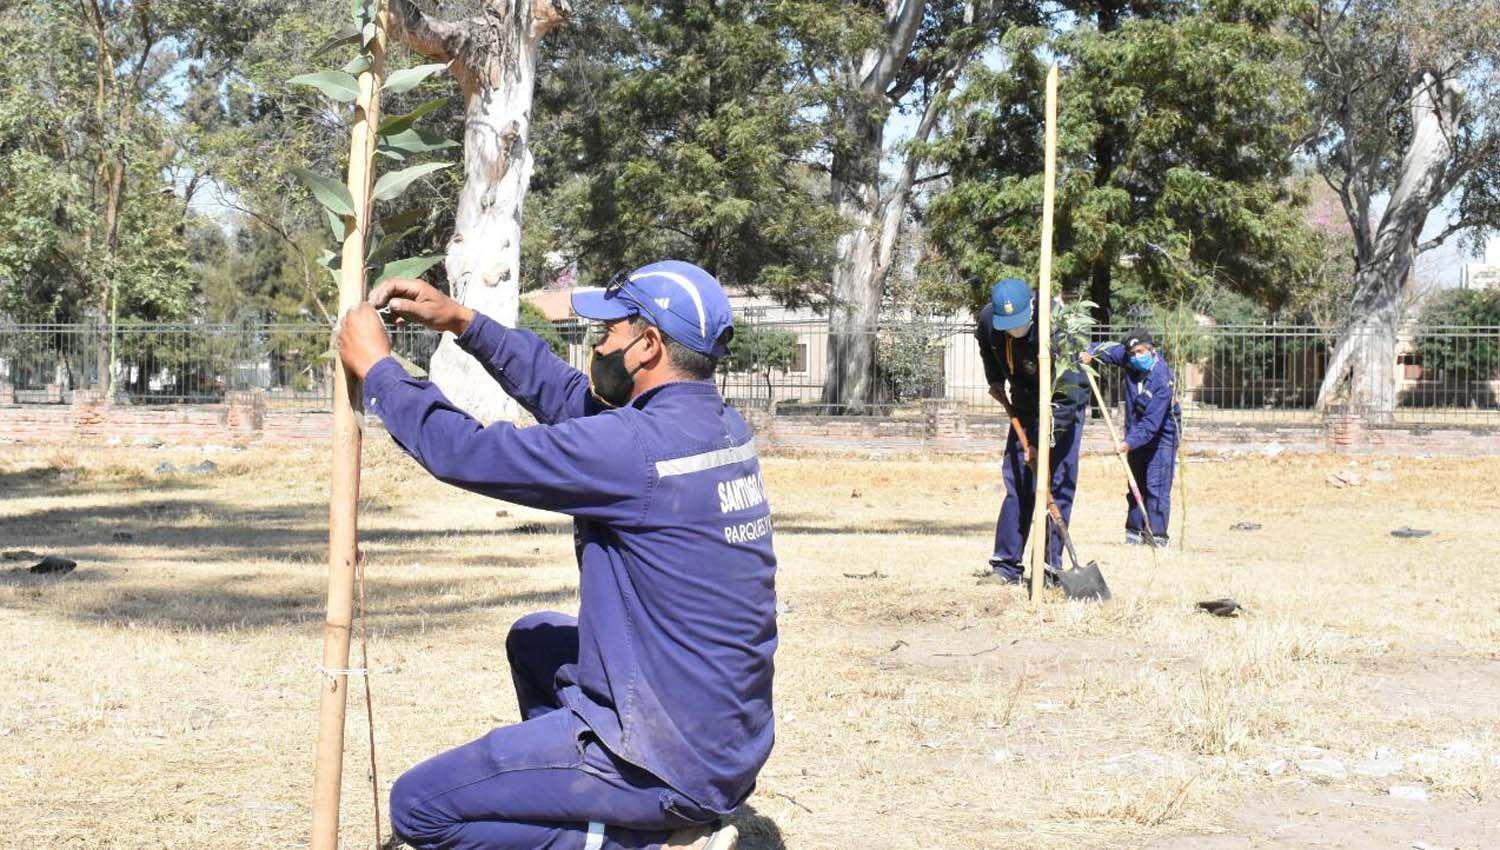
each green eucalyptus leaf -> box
[376,147,406,162]
[378,126,461,158]
[343,53,371,75]
[369,227,420,264]
[361,21,378,46]
[390,352,428,378]
[325,209,347,243]
[372,162,451,202]
[377,208,427,233]
[316,248,341,270]
[291,168,357,218]
[383,63,449,95]
[288,70,360,103]
[375,254,446,283]
[378,97,448,136]
[313,26,361,57]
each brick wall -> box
[1,396,1497,457]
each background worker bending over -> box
[1083,328,1180,545]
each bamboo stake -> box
[312,10,386,850]
[1029,64,1059,601]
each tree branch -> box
[865,0,924,91]
[386,0,469,62]
[1417,216,1485,255]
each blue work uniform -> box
[1090,342,1179,539]
[364,312,778,850]
[975,304,1090,579]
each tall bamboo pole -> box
[1028,65,1059,600]
[312,11,386,850]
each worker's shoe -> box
[976,565,1024,586]
[1126,530,1170,548]
[665,822,738,850]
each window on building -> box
[791,343,808,373]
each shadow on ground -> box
[0,497,572,566]
[732,804,785,850]
[0,566,577,635]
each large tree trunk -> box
[390,0,568,423]
[1317,73,1460,416]
[823,107,887,413]
[820,0,953,414]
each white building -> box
[1461,235,1500,290]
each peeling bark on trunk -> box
[390,0,568,423]
[1317,73,1460,417]
[824,108,887,413]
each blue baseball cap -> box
[989,277,1034,331]
[571,260,734,357]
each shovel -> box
[1044,504,1111,602]
[995,392,1110,601]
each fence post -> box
[1324,403,1364,454]
[923,399,965,450]
[226,388,267,437]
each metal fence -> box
[2,320,1498,426]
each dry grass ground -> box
[2,440,1499,849]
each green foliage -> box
[876,318,943,403]
[288,70,361,102]
[371,162,452,202]
[722,324,798,384]
[383,63,449,96]
[292,167,358,217]
[519,300,568,358]
[523,1,844,302]
[0,0,215,324]
[923,3,1314,319]
[1414,289,1500,375]
[283,8,454,318]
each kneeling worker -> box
[974,277,1090,585]
[1082,328,1179,545]
[337,261,774,850]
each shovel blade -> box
[1049,561,1111,601]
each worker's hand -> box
[337,303,392,380]
[1024,443,1036,467]
[369,277,473,335]
[1079,350,1094,365]
[1116,440,1130,455]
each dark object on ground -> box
[1197,597,1243,617]
[154,462,177,475]
[3,550,40,561]
[30,556,77,575]
[1230,522,1262,531]
[112,531,134,542]
[184,460,218,475]
[1390,527,1432,539]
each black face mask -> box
[588,331,648,408]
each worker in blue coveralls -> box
[973,277,1090,585]
[1081,327,1180,546]
[336,260,773,850]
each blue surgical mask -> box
[1130,352,1156,372]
